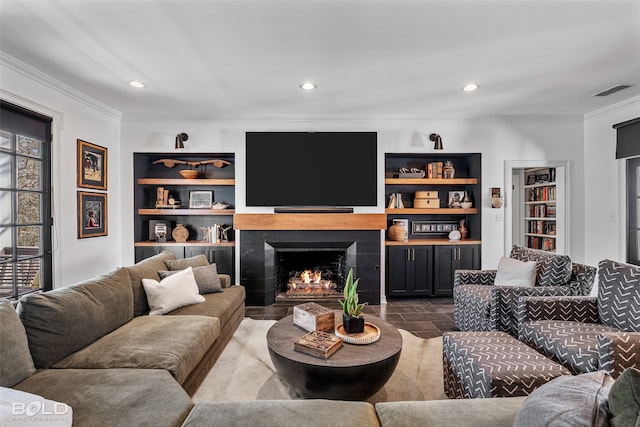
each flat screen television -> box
[245,132,377,207]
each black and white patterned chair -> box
[518,259,640,378]
[453,245,596,336]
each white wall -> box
[121,116,586,274]
[1,54,123,288]
[584,96,640,272]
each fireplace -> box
[240,230,381,306]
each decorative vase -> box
[460,191,473,209]
[172,223,189,243]
[343,314,365,334]
[459,219,468,240]
[443,161,455,179]
[388,220,407,241]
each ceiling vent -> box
[593,84,632,97]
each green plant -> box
[339,269,367,318]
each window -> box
[0,100,53,299]
[628,157,640,266]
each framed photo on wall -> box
[77,139,108,190]
[78,191,108,238]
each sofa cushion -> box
[159,263,223,294]
[164,254,209,271]
[519,320,620,374]
[52,315,219,385]
[17,267,133,369]
[167,285,245,326]
[126,251,176,316]
[0,301,36,387]
[183,400,380,427]
[513,371,613,427]
[510,245,572,286]
[494,257,536,287]
[375,397,527,427]
[597,259,640,331]
[608,367,640,426]
[452,284,493,331]
[13,368,193,427]
[143,267,205,315]
[0,386,72,426]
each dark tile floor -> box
[245,297,455,339]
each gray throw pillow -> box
[158,263,222,294]
[0,300,36,387]
[608,367,640,427]
[513,371,613,427]
[164,254,209,271]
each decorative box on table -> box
[293,302,335,332]
[294,330,343,359]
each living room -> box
[1,1,640,426]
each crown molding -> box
[1,52,122,121]
[584,94,640,122]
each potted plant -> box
[339,269,367,334]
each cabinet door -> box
[185,246,235,282]
[135,246,184,263]
[411,246,434,295]
[387,246,412,296]
[434,245,480,296]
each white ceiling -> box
[1,0,640,119]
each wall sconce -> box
[429,133,443,150]
[175,132,189,149]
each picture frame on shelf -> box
[77,191,108,238]
[536,173,550,183]
[526,175,537,185]
[189,190,213,209]
[447,191,462,208]
[77,139,108,190]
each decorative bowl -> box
[179,169,199,179]
[460,202,473,209]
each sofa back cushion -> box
[510,245,572,287]
[0,300,36,387]
[597,259,640,332]
[17,267,133,368]
[125,251,176,316]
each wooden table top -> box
[267,312,403,368]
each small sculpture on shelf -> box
[459,219,468,240]
[443,161,455,179]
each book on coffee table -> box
[294,330,343,359]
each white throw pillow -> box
[0,387,73,427]
[494,257,537,287]
[142,267,205,315]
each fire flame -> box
[300,269,322,284]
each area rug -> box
[193,318,446,404]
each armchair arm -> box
[598,332,640,379]
[568,262,597,296]
[454,270,496,287]
[490,285,572,336]
[517,296,599,324]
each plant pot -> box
[342,314,365,334]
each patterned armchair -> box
[517,259,640,379]
[453,245,596,336]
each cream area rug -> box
[193,318,446,404]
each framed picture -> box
[189,190,213,209]
[447,191,463,208]
[526,175,537,185]
[78,191,108,238]
[77,139,107,190]
[537,173,550,183]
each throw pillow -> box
[0,300,36,387]
[0,387,72,427]
[494,257,536,287]
[513,371,613,427]
[164,254,209,271]
[158,263,223,294]
[608,367,640,426]
[142,267,205,315]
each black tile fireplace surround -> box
[240,230,381,306]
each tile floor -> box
[245,297,455,339]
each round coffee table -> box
[266,312,402,400]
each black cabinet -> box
[135,245,235,282]
[387,246,433,296]
[135,246,184,262]
[434,245,480,296]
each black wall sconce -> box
[429,133,443,150]
[175,132,189,149]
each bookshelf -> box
[522,167,562,252]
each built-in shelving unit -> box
[523,167,559,252]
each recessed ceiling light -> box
[299,82,317,91]
[462,83,479,92]
[128,80,146,88]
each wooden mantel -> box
[233,213,387,231]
